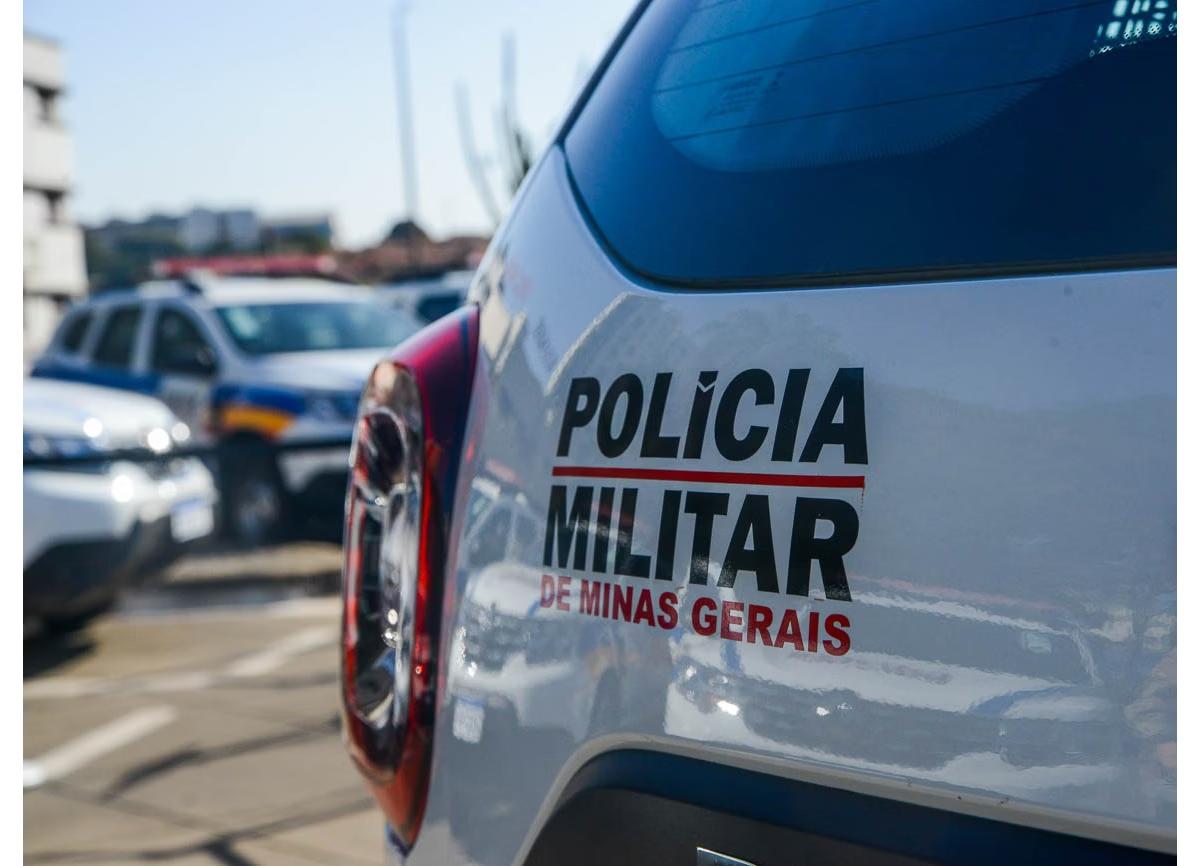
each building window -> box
[27,85,58,124]
[44,190,64,225]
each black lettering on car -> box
[683,491,730,585]
[556,368,868,465]
[799,367,868,465]
[556,376,601,457]
[786,496,859,601]
[718,493,779,594]
[640,372,681,459]
[597,373,642,458]
[714,368,774,461]
[543,484,593,570]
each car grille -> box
[462,604,527,672]
[460,602,576,671]
[141,456,185,481]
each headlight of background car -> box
[135,422,195,480]
[23,430,110,473]
[304,390,361,423]
[139,422,190,454]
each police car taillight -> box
[341,305,479,850]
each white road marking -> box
[115,595,340,623]
[24,625,338,701]
[24,679,113,700]
[23,705,178,789]
[226,626,337,678]
[139,670,220,693]
[262,597,341,618]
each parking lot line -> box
[25,625,338,701]
[116,594,341,623]
[225,625,337,678]
[23,705,178,789]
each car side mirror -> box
[194,346,217,375]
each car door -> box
[148,303,220,439]
[86,303,156,393]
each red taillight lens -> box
[341,306,480,850]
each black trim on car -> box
[525,749,1173,866]
[552,0,654,149]
[558,145,1176,293]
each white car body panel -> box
[23,459,215,566]
[404,150,1175,864]
[24,377,182,445]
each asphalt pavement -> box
[23,542,381,866]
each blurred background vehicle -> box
[31,275,422,544]
[375,268,472,324]
[24,377,216,633]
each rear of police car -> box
[340,2,1176,863]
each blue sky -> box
[24,1,635,246]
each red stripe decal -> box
[551,465,865,489]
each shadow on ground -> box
[24,630,98,680]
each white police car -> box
[339,2,1176,865]
[33,276,421,544]
[24,378,216,632]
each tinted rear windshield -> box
[564,0,1177,287]
[215,301,419,356]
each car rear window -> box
[564,0,1177,287]
[92,306,143,368]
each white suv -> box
[339,3,1176,865]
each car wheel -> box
[223,451,287,546]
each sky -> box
[23,0,636,247]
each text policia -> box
[541,368,866,657]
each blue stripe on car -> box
[212,384,306,415]
[30,364,161,396]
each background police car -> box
[32,276,420,543]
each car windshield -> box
[214,301,420,355]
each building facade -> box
[177,208,261,252]
[24,33,87,361]
[259,213,336,251]
[85,209,336,289]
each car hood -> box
[24,378,177,441]
[243,348,389,391]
